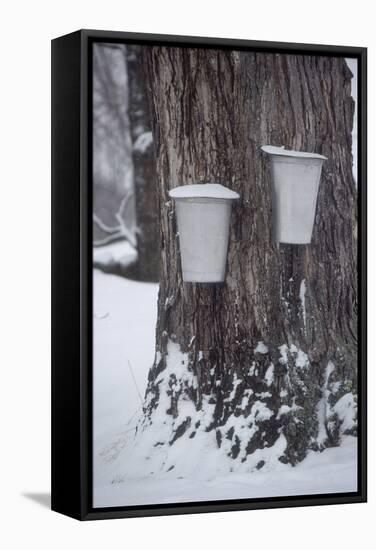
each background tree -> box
[93,43,136,252]
[126,45,160,282]
[134,47,357,470]
[93,44,159,280]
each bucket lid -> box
[169,183,240,200]
[261,145,327,160]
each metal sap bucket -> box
[262,146,327,244]
[169,184,240,283]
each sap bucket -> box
[169,183,240,283]
[261,145,327,244]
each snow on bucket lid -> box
[169,183,240,200]
[261,145,327,160]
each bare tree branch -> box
[93,188,137,249]
[93,232,125,248]
[93,212,120,235]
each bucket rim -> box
[261,145,327,161]
[169,183,240,200]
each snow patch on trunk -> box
[277,399,302,420]
[345,58,358,184]
[316,361,335,446]
[255,341,268,354]
[299,278,307,334]
[316,361,357,447]
[333,393,357,433]
[279,344,309,370]
[264,364,274,386]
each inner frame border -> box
[81,29,367,520]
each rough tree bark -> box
[126,45,159,282]
[138,48,357,470]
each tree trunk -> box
[138,48,357,471]
[126,45,159,282]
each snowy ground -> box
[93,269,158,454]
[93,268,357,508]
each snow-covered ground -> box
[93,269,158,448]
[93,269,357,508]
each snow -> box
[169,183,240,200]
[93,240,137,268]
[277,401,302,419]
[316,362,357,447]
[133,131,153,154]
[220,400,276,461]
[95,436,356,507]
[333,393,357,433]
[255,341,268,354]
[93,269,158,463]
[93,271,357,508]
[261,145,327,160]
[225,375,242,402]
[294,348,309,369]
[279,344,289,364]
[264,364,274,386]
[279,343,309,369]
[300,278,307,333]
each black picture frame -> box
[51,29,367,520]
